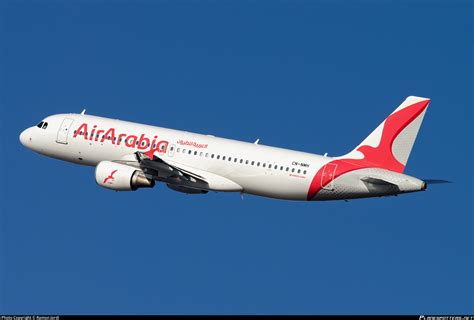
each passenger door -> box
[56,118,74,144]
[321,163,337,191]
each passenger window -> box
[286,167,289,171]
[280,166,283,171]
[205,153,209,157]
[229,157,232,162]
[199,152,203,157]
[257,162,260,167]
[188,150,192,154]
[234,158,237,163]
[211,154,215,158]
[292,168,295,173]
[251,161,254,165]
[263,163,266,168]
[245,160,249,165]
[240,159,243,164]
[298,169,301,174]
[303,170,307,175]
[171,146,174,151]
[217,155,220,159]
[177,148,181,152]
[183,149,186,153]
[223,156,226,160]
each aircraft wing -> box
[131,152,242,194]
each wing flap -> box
[164,158,243,192]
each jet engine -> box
[95,161,155,191]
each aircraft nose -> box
[19,128,32,147]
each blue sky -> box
[1,0,472,315]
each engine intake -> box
[95,161,155,191]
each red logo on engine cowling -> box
[104,169,117,184]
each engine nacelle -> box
[95,161,155,191]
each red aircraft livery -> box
[20,96,445,201]
[72,123,169,159]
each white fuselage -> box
[20,113,331,200]
[19,108,427,201]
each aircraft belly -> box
[230,173,309,200]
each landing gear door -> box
[56,118,75,144]
[321,163,337,191]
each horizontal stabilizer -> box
[360,177,396,186]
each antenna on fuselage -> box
[80,109,86,115]
[254,139,260,145]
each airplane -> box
[19,96,446,201]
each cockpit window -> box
[37,121,44,128]
[42,122,48,129]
